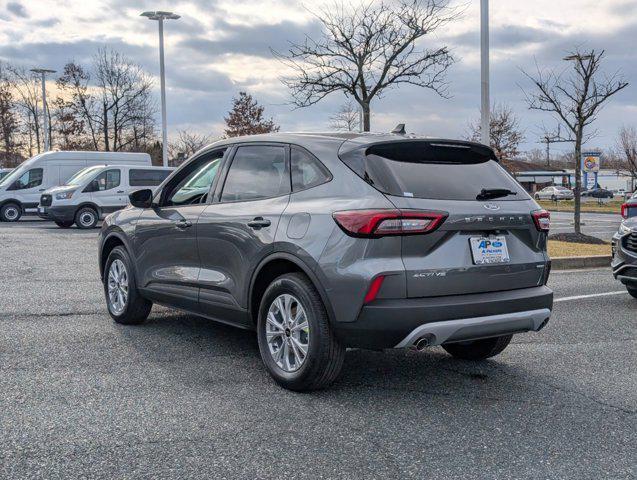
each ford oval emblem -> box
[483,203,500,211]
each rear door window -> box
[129,169,172,186]
[221,146,289,202]
[340,141,527,201]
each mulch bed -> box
[548,232,608,245]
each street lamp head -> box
[30,68,57,74]
[141,11,180,21]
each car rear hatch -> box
[339,139,549,297]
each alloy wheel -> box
[265,294,310,372]
[107,259,129,315]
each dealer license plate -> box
[469,236,510,264]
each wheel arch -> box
[76,202,101,216]
[0,198,23,210]
[99,230,133,280]
[248,252,335,326]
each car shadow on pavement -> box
[112,308,546,400]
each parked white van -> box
[38,165,174,228]
[0,151,151,222]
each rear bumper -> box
[334,285,553,349]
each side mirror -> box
[129,189,153,209]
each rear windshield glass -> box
[340,141,527,201]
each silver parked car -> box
[534,185,574,201]
[98,132,553,391]
[612,200,637,298]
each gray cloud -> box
[7,1,27,18]
[178,19,322,59]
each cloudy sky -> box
[1,0,635,155]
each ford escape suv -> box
[98,133,553,391]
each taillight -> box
[332,209,447,237]
[532,209,550,232]
[621,203,635,219]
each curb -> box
[551,255,612,270]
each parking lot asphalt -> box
[550,211,621,241]
[1,221,635,479]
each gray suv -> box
[98,133,553,391]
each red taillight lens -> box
[621,203,635,219]
[364,275,385,304]
[332,209,447,237]
[532,209,550,232]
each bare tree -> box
[10,66,42,155]
[224,91,279,137]
[468,103,524,161]
[522,49,628,234]
[617,125,637,192]
[329,101,360,131]
[169,129,213,165]
[94,48,155,151]
[275,0,457,131]
[56,62,101,150]
[0,63,22,167]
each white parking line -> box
[554,291,627,302]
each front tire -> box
[257,273,345,391]
[1,202,21,222]
[103,246,152,325]
[75,206,99,229]
[442,334,513,360]
[627,286,637,299]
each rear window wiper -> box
[476,188,517,200]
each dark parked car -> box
[98,133,553,391]
[581,187,614,199]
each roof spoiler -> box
[391,124,406,135]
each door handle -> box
[247,217,271,229]
[38,189,45,192]
[117,190,125,193]
[175,220,193,229]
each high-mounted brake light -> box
[621,203,635,219]
[332,209,447,237]
[531,209,550,232]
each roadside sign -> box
[582,152,601,172]
[582,151,601,191]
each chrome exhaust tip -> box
[413,335,433,351]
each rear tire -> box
[103,246,152,325]
[627,286,637,299]
[442,334,513,360]
[257,272,345,391]
[75,206,98,229]
[1,202,21,222]
[55,220,74,228]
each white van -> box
[38,165,174,228]
[0,151,151,222]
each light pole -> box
[141,10,180,167]
[30,68,56,152]
[480,0,489,146]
